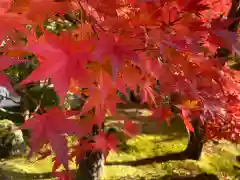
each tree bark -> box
[76,123,106,180]
[76,151,105,180]
[183,119,205,160]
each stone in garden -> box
[0,119,27,158]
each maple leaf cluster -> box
[0,0,239,178]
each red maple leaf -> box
[69,131,119,165]
[178,0,210,13]
[91,131,119,158]
[180,112,195,132]
[1,1,239,179]
[0,55,25,71]
[80,85,123,125]
[81,0,121,17]
[19,30,92,103]
[139,76,158,105]
[0,10,30,41]
[69,138,95,166]
[124,120,140,137]
[7,0,74,24]
[151,106,173,125]
[20,107,89,170]
[80,66,124,124]
[91,33,139,80]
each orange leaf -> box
[183,100,200,110]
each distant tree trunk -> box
[183,118,205,160]
[76,151,105,180]
[124,87,141,104]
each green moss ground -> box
[0,108,239,180]
[0,135,239,180]
[103,136,240,180]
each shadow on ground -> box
[0,167,77,180]
[160,173,219,180]
[105,151,188,166]
[0,168,53,180]
[105,173,219,180]
[0,168,219,180]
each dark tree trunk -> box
[76,151,105,180]
[76,123,106,180]
[183,118,205,160]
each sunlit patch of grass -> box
[108,135,187,162]
[103,136,240,180]
[198,141,240,179]
[102,134,189,180]
[0,157,52,173]
[0,107,239,180]
[0,135,239,180]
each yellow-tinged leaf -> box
[105,109,112,117]
[183,100,200,110]
[7,50,27,58]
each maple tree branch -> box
[169,16,182,26]
[21,87,44,114]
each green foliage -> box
[229,54,240,70]
[21,84,59,113]
[230,62,240,70]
